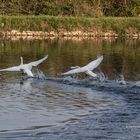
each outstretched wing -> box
[0,66,21,72]
[61,67,85,75]
[28,55,48,67]
[62,55,103,76]
[85,70,97,77]
[84,55,103,71]
[70,66,80,69]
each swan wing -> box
[62,55,103,76]
[29,55,48,67]
[70,66,80,69]
[61,67,85,75]
[85,56,103,70]
[23,68,34,77]
[0,66,21,72]
[85,70,97,77]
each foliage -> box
[0,16,139,36]
[0,0,139,17]
[102,0,140,16]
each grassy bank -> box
[0,16,140,37]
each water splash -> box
[135,81,140,87]
[115,74,126,85]
[32,68,46,79]
[96,69,107,82]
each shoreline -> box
[0,16,139,40]
[0,30,139,40]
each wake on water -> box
[28,68,140,94]
[0,67,139,94]
[0,67,139,135]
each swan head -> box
[20,56,23,65]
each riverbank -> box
[0,16,139,39]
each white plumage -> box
[61,56,103,77]
[0,55,48,77]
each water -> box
[0,38,139,139]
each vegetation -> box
[0,1,139,37]
[0,16,139,36]
[0,0,139,17]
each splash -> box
[115,74,126,85]
[32,68,46,79]
[135,81,140,87]
[17,68,140,95]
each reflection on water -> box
[0,38,139,80]
[0,38,139,139]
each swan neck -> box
[20,57,23,65]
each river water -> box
[0,38,139,140]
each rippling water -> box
[0,38,139,139]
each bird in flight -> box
[61,55,103,78]
[0,55,48,77]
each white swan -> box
[0,55,48,77]
[61,56,103,78]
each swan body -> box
[61,56,103,77]
[0,55,48,77]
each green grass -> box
[0,16,139,36]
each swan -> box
[0,55,48,77]
[61,55,103,78]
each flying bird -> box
[0,55,48,77]
[61,56,103,78]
